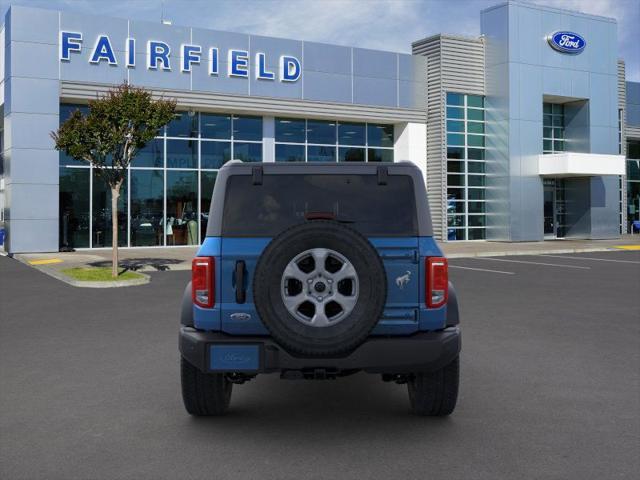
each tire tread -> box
[408,356,459,416]
[181,357,232,416]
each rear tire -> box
[407,356,459,416]
[181,357,232,416]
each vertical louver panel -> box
[412,35,485,241]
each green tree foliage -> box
[52,83,176,277]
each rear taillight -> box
[426,257,448,308]
[192,257,214,308]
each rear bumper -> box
[179,326,461,375]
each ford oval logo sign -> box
[547,31,586,54]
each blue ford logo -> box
[547,31,586,54]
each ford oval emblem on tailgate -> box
[230,312,251,321]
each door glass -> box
[543,179,555,236]
[555,179,567,238]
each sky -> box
[1,0,638,80]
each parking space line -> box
[473,257,591,269]
[540,254,640,265]
[449,265,515,275]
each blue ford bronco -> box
[180,161,460,416]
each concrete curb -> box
[444,246,622,259]
[39,267,150,288]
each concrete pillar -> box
[394,122,427,182]
[3,6,60,253]
[262,116,275,162]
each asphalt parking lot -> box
[1,250,639,479]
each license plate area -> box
[209,344,261,372]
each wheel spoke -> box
[333,292,358,312]
[333,262,357,282]
[283,262,307,283]
[310,308,331,327]
[281,291,306,311]
[310,248,329,273]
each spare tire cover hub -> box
[281,248,359,328]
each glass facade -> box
[627,140,640,232]
[58,105,263,248]
[274,118,394,163]
[543,103,565,154]
[445,92,486,241]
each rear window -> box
[221,174,417,237]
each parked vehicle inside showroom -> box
[179,161,460,416]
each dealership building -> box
[0,1,639,252]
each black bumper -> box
[179,326,461,375]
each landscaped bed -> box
[62,267,144,282]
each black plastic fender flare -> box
[181,281,193,327]
[446,281,459,326]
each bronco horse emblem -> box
[395,271,412,289]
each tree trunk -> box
[111,184,121,279]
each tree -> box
[52,83,176,278]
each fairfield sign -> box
[59,31,302,82]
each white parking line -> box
[473,257,591,269]
[449,265,515,275]
[540,254,640,265]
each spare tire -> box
[253,220,387,357]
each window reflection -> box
[339,147,365,162]
[166,171,198,245]
[200,171,217,241]
[307,145,336,162]
[338,122,365,146]
[367,124,394,147]
[233,115,262,141]
[307,120,336,145]
[368,148,393,162]
[92,169,127,247]
[276,144,305,162]
[130,170,164,246]
[167,139,197,169]
[167,111,198,138]
[135,139,163,168]
[275,118,306,143]
[233,142,262,162]
[201,141,231,169]
[201,113,231,139]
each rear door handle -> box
[234,261,246,304]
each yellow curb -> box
[613,245,640,251]
[29,259,63,265]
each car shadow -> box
[89,257,185,272]
[180,373,456,442]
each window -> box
[59,104,90,167]
[166,171,198,245]
[627,140,640,233]
[92,169,127,248]
[222,174,417,237]
[167,111,198,138]
[445,93,486,241]
[274,117,394,163]
[59,167,90,249]
[201,113,231,139]
[200,171,217,241]
[543,103,565,154]
[130,169,164,247]
[57,104,263,248]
